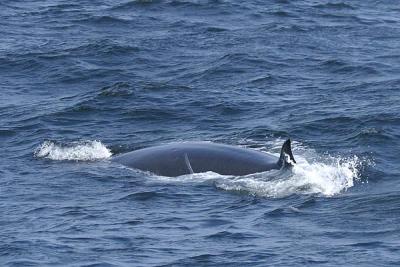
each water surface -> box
[1,0,400,266]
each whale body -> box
[112,139,296,177]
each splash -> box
[214,155,361,197]
[34,140,112,161]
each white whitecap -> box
[34,140,112,161]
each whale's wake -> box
[213,155,361,197]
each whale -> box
[112,139,296,177]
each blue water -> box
[1,0,400,266]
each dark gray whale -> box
[112,139,296,177]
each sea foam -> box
[34,140,112,161]
[213,155,361,197]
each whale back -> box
[113,140,295,177]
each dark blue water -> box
[2,0,400,266]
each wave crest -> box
[34,140,112,161]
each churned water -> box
[1,0,400,266]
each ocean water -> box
[1,0,400,266]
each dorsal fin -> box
[278,139,296,168]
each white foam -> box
[152,141,363,198]
[214,155,361,197]
[34,140,112,161]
